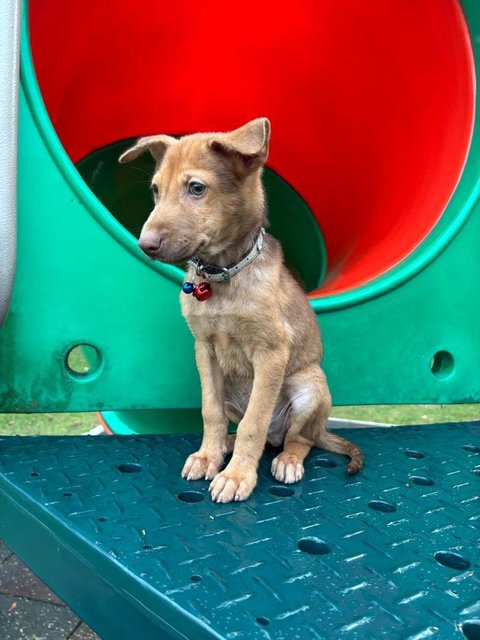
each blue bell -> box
[182,282,195,294]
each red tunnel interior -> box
[29,0,475,297]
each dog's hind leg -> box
[271,439,313,484]
[271,365,328,483]
[224,404,243,425]
[223,399,244,455]
[287,364,363,475]
[271,364,364,481]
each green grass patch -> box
[332,404,480,425]
[0,404,478,436]
[0,413,97,436]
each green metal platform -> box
[0,423,478,640]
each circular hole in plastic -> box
[177,491,205,503]
[97,517,108,522]
[63,492,73,497]
[409,476,435,487]
[190,574,202,582]
[78,142,326,294]
[143,544,153,550]
[298,537,331,555]
[117,463,142,473]
[256,617,270,627]
[462,621,480,640]
[314,457,337,468]
[473,469,480,477]
[65,343,102,378]
[430,350,455,380]
[462,444,480,453]
[30,472,40,477]
[268,485,295,497]
[368,500,397,513]
[404,450,425,459]
[434,550,471,571]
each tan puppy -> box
[120,118,363,503]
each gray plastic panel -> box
[0,0,21,326]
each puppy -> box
[120,118,363,503]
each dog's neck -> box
[188,226,266,284]
[202,227,264,268]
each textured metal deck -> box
[0,423,478,640]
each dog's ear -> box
[209,118,270,173]
[118,135,177,164]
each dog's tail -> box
[315,430,364,475]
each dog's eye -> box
[151,184,159,197]
[188,181,207,197]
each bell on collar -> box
[182,281,212,301]
[194,282,212,301]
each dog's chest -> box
[211,329,255,377]
[193,314,254,377]
[182,296,257,377]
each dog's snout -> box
[138,232,162,257]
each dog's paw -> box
[181,451,223,481]
[271,452,304,484]
[209,465,257,503]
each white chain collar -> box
[187,228,265,283]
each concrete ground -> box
[0,540,99,640]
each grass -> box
[0,413,97,436]
[331,404,480,425]
[0,404,478,436]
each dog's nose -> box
[138,232,162,257]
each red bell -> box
[193,282,212,301]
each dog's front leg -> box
[182,341,228,481]
[209,347,288,503]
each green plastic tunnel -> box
[30,0,474,300]
[1,0,480,426]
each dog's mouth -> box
[142,245,201,266]
[139,232,209,265]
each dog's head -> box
[119,118,270,263]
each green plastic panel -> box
[0,423,478,639]
[0,84,198,412]
[101,409,203,436]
